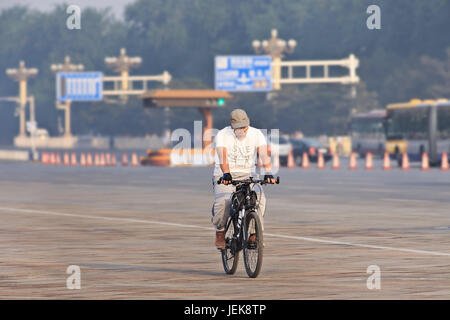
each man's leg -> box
[211,177,235,249]
[211,177,235,230]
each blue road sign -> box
[215,56,272,92]
[56,72,103,101]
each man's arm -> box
[217,146,232,185]
[217,146,230,174]
[257,145,277,184]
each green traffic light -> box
[217,98,226,106]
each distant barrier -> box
[0,149,29,161]
[36,150,450,170]
[14,136,165,150]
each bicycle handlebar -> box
[217,176,280,185]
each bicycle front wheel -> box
[243,211,263,278]
[221,217,239,275]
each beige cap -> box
[230,108,250,129]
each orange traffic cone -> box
[421,152,429,171]
[349,152,357,170]
[100,153,105,167]
[365,152,373,170]
[302,152,310,169]
[71,153,77,166]
[332,153,340,170]
[64,153,70,166]
[50,152,56,165]
[105,153,111,166]
[383,152,391,170]
[317,152,325,169]
[122,153,128,166]
[287,146,295,168]
[46,152,52,164]
[131,153,139,167]
[80,153,86,166]
[111,153,117,166]
[41,152,48,165]
[86,153,93,167]
[402,152,410,171]
[94,153,100,166]
[55,153,61,165]
[441,152,449,171]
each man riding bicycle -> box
[212,108,277,250]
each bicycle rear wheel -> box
[221,217,239,275]
[243,211,263,278]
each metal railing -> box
[102,71,172,96]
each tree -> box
[381,48,450,104]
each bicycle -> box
[217,176,280,278]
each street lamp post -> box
[105,48,142,93]
[6,61,38,137]
[50,56,84,137]
[252,29,297,90]
[51,55,84,73]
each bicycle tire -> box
[221,217,239,275]
[243,211,263,278]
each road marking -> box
[1,206,449,257]
[379,198,437,204]
[263,233,450,257]
[0,206,211,231]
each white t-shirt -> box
[214,126,267,177]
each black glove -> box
[264,174,275,184]
[219,172,232,184]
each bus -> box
[384,99,450,166]
[349,109,386,157]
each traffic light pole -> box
[272,54,360,86]
[6,61,38,137]
[253,29,359,90]
[56,100,72,137]
[199,107,213,148]
[51,56,84,137]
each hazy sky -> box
[0,0,134,19]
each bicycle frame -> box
[218,177,279,254]
[226,180,260,253]
[226,207,245,254]
[219,176,279,277]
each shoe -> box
[215,231,226,250]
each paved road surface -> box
[0,161,449,299]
